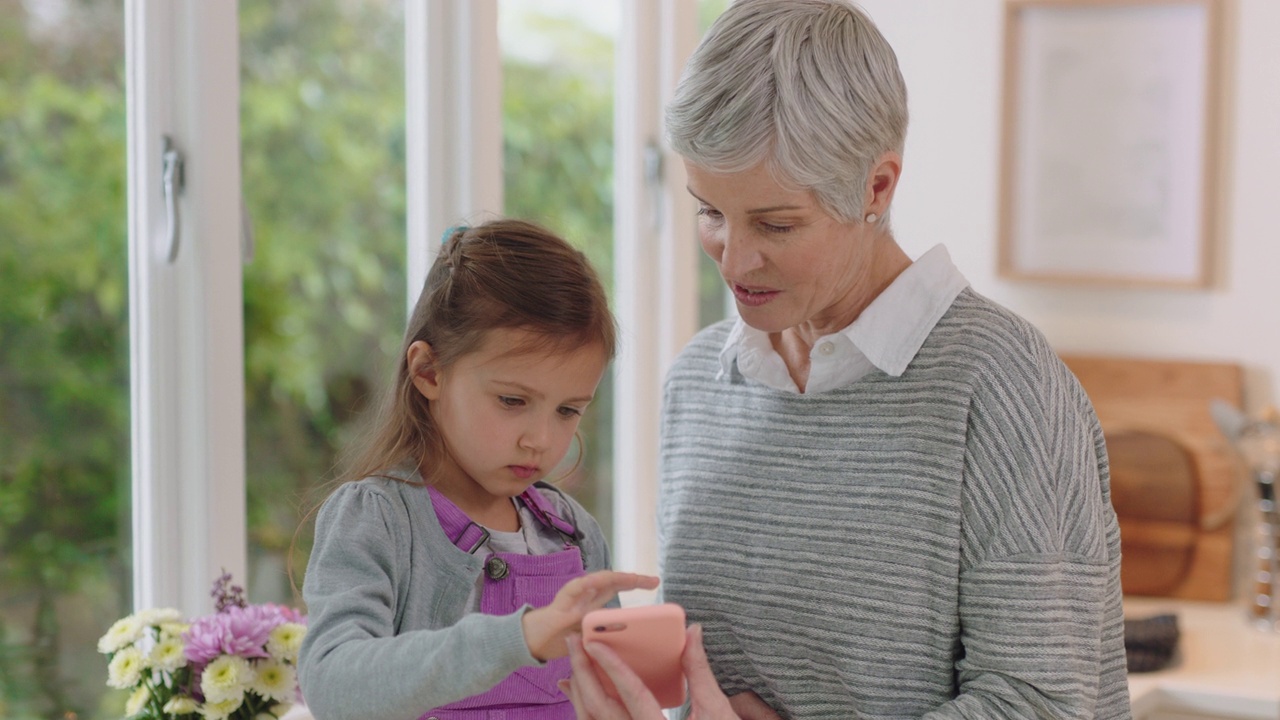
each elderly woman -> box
[564,0,1131,718]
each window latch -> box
[161,135,185,263]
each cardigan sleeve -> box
[922,344,1130,719]
[298,482,539,720]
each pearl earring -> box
[864,213,878,223]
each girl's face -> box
[685,159,885,339]
[409,328,608,506]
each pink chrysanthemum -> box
[183,605,278,665]
[258,602,307,626]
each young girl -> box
[298,220,658,720]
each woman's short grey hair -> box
[665,0,908,223]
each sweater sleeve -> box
[298,483,539,720]
[923,346,1129,719]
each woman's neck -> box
[771,239,912,392]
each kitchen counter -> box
[1125,597,1280,718]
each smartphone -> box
[581,603,688,708]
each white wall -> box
[861,0,1280,412]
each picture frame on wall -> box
[997,0,1224,288]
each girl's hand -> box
[561,623,744,720]
[521,570,659,662]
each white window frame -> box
[405,0,503,304]
[126,0,699,610]
[612,0,702,576]
[126,0,246,615]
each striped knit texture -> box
[658,289,1131,719]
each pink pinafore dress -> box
[419,485,584,720]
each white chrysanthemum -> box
[197,695,244,720]
[249,659,296,703]
[159,621,191,640]
[107,646,147,689]
[266,623,306,662]
[200,655,254,704]
[99,615,144,654]
[125,685,150,716]
[150,636,187,672]
[136,607,183,627]
[164,696,200,715]
[255,710,285,720]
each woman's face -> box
[685,160,880,337]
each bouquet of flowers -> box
[98,572,307,720]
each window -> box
[697,0,733,329]
[239,0,408,605]
[0,5,707,673]
[0,2,130,717]
[499,0,618,538]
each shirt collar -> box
[717,244,969,391]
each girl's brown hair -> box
[342,218,616,486]
[290,219,615,598]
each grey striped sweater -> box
[658,288,1131,719]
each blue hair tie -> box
[441,225,468,245]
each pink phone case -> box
[581,603,688,708]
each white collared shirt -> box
[717,244,970,394]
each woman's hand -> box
[727,691,782,720]
[561,623,752,720]
[521,570,660,662]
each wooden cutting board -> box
[1060,355,1245,601]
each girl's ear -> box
[407,340,442,400]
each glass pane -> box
[697,0,733,329]
[699,0,731,29]
[499,1,617,539]
[240,0,407,605]
[698,251,732,329]
[0,2,131,718]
